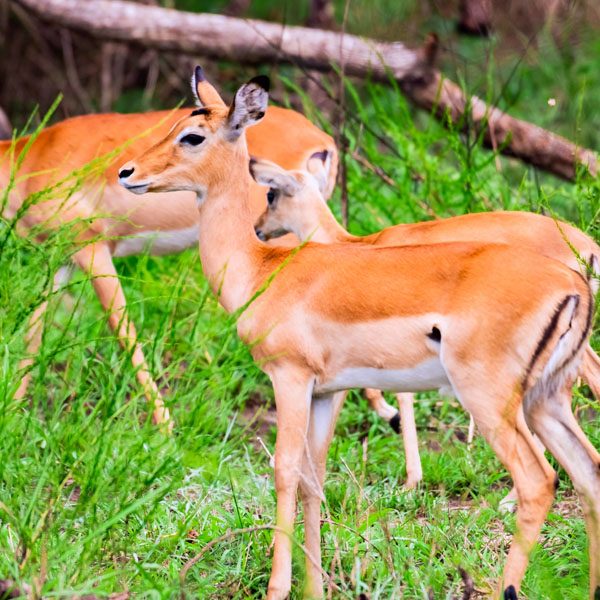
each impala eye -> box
[267,189,276,205]
[180,133,205,146]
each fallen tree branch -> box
[13,0,598,180]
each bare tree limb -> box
[12,0,599,180]
[13,0,419,77]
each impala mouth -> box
[120,181,151,194]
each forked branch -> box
[13,0,599,180]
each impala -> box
[0,96,352,427]
[119,69,600,600]
[251,157,600,494]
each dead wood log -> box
[12,0,598,180]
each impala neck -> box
[300,200,357,244]
[197,143,267,313]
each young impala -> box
[251,157,600,494]
[119,69,600,600]
[0,97,352,427]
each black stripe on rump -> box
[523,295,576,387]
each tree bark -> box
[12,0,598,180]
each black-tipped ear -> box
[306,149,332,195]
[191,65,226,108]
[194,65,205,83]
[191,65,205,106]
[248,74,270,92]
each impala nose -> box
[119,166,135,179]
[255,228,267,241]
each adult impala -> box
[251,157,600,493]
[0,95,342,427]
[119,69,599,600]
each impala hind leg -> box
[396,392,422,489]
[452,382,556,597]
[267,368,314,600]
[527,384,600,599]
[499,435,547,514]
[15,265,73,399]
[299,391,346,599]
[364,388,400,432]
[364,389,422,488]
[73,242,171,427]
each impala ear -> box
[306,150,332,197]
[191,65,226,108]
[249,158,302,196]
[226,75,270,140]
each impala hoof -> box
[266,586,291,600]
[389,411,401,433]
[594,586,600,600]
[403,477,420,491]
[504,585,518,599]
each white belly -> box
[314,357,451,395]
[113,226,199,257]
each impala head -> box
[250,158,325,241]
[118,66,269,197]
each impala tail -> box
[582,254,600,400]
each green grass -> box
[1,41,600,600]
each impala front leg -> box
[299,391,347,598]
[74,242,171,428]
[268,367,313,600]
